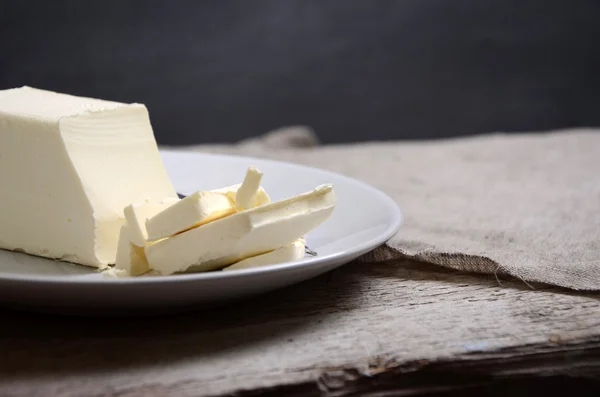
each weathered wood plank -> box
[0,260,598,396]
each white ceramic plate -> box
[0,150,402,314]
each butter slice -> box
[114,224,150,276]
[145,184,335,275]
[145,169,271,241]
[0,86,177,267]
[223,239,305,271]
[235,166,263,211]
[212,183,270,207]
[124,198,179,246]
[145,191,235,241]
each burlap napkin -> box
[171,127,600,290]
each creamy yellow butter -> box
[0,86,177,267]
[145,185,335,275]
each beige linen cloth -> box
[171,127,600,290]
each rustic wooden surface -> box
[1,258,599,396]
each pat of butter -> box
[235,166,263,211]
[0,86,177,267]
[223,239,305,271]
[145,168,271,241]
[124,198,179,246]
[212,183,271,207]
[145,191,236,242]
[114,224,150,276]
[145,184,336,275]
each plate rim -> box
[0,150,402,285]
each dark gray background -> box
[2,0,600,145]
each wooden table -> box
[1,258,599,396]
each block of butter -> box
[145,184,336,275]
[0,86,177,267]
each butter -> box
[223,239,305,271]
[235,166,263,211]
[145,168,271,241]
[115,224,150,276]
[0,86,177,267]
[124,198,179,246]
[212,183,270,207]
[145,191,235,242]
[145,184,336,275]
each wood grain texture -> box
[1,259,599,396]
